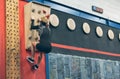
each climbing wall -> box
[50,9,120,60]
[47,9,120,79]
[19,1,47,79]
[24,2,51,50]
[6,0,20,79]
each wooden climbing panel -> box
[6,0,20,79]
[24,2,51,49]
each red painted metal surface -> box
[19,1,46,79]
[0,0,6,79]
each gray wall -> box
[49,53,120,79]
